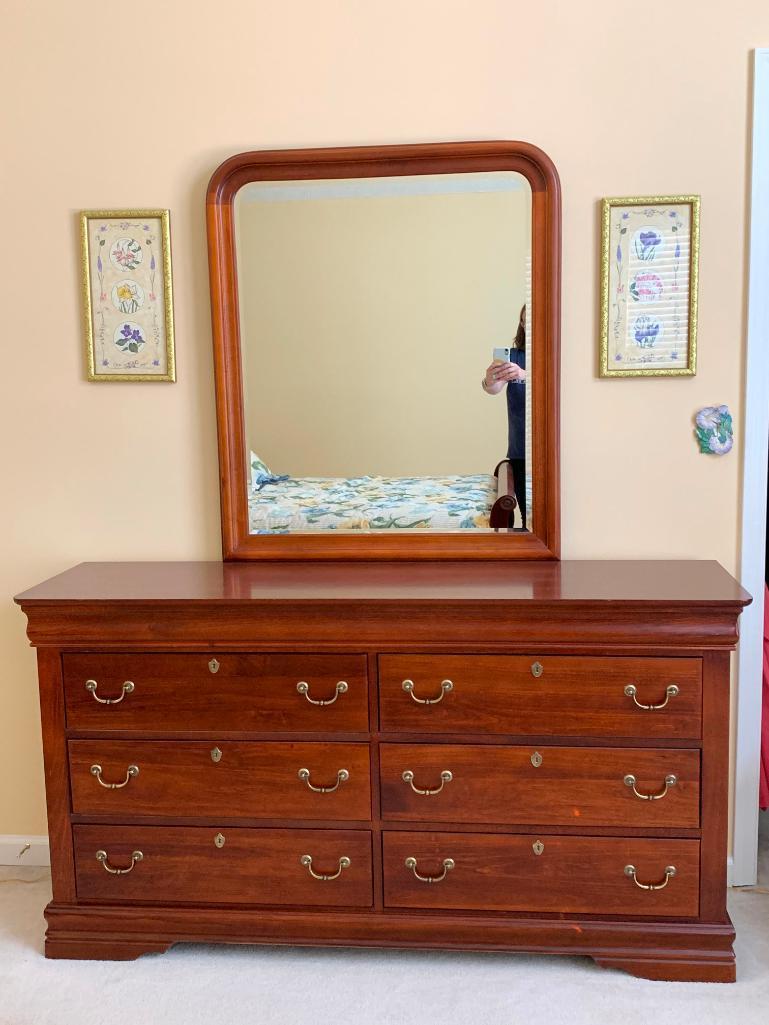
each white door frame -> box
[734,48,769,886]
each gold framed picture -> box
[599,195,699,377]
[80,209,176,381]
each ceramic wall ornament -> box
[694,405,733,455]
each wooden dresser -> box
[15,559,749,981]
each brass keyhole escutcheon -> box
[531,751,543,768]
[531,662,544,678]
[211,747,222,763]
[532,840,544,856]
[214,833,225,848]
[209,658,220,674]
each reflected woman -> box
[481,305,527,526]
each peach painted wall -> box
[2,0,767,837]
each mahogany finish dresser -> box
[15,558,749,981]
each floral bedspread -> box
[248,474,497,533]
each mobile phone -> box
[493,347,511,363]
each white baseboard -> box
[0,835,50,867]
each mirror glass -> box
[234,171,532,534]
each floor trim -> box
[0,835,51,867]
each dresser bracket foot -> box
[592,951,736,983]
[45,933,173,961]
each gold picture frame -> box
[599,195,699,377]
[80,209,176,381]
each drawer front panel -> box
[70,741,372,820]
[379,656,701,738]
[64,654,368,732]
[383,832,700,916]
[74,825,373,906]
[380,744,700,827]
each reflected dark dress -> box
[505,348,526,524]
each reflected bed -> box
[248,473,499,533]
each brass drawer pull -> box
[624,864,677,891]
[624,773,677,800]
[95,849,143,875]
[300,854,351,880]
[404,856,455,883]
[624,683,679,710]
[402,769,453,795]
[298,767,350,793]
[401,678,453,704]
[90,763,139,789]
[85,679,135,705]
[296,680,348,706]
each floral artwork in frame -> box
[600,196,699,377]
[80,209,176,381]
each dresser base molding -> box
[43,903,736,981]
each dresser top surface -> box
[14,560,750,607]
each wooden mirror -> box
[207,141,560,560]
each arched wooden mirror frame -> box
[207,141,560,560]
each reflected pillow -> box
[250,451,273,488]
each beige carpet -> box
[1,822,767,1025]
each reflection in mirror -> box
[234,172,532,534]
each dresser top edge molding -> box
[13,560,752,608]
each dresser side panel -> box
[36,649,75,902]
[699,650,732,921]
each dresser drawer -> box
[383,832,699,917]
[69,741,372,820]
[63,654,368,732]
[74,825,373,906]
[379,656,701,739]
[380,744,700,827]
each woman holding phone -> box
[481,305,527,526]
